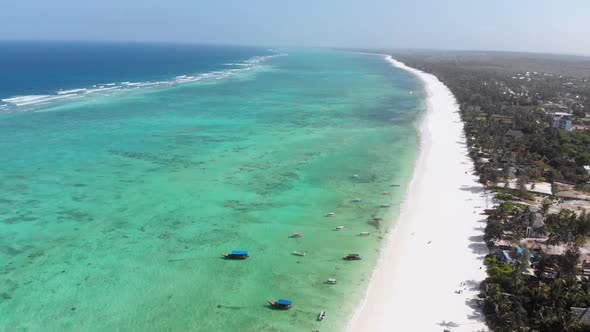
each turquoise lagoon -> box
[0,49,424,331]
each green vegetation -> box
[482,209,590,331]
[387,50,590,331]
[392,50,590,186]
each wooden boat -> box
[343,253,362,260]
[222,250,249,259]
[335,226,344,231]
[318,310,326,321]
[290,232,303,238]
[359,232,370,236]
[292,251,306,256]
[268,299,292,310]
[326,278,337,284]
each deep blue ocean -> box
[0,41,273,112]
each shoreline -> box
[346,55,491,331]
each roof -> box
[572,307,590,325]
[277,299,292,305]
[505,129,524,138]
[231,250,248,255]
[532,213,544,229]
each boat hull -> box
[222,254,249,260]
[267,301,292,310]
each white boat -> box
[326,278,337,284]
[292,251,306,256]
[318,310,326,321]
[335,226,344,231]
[326,212,336,217]
[359,232,370,236]
[351,198,362,202]
[290,232,304,238]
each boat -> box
[335,226,344,231]
[380,204,391,208]
[267,299,292,310]
[318,310,326,321]
[382,191,391,195]
[222,250,249,259]
[290,232,303,238]
[326,278,337,284]
[372,217,383,221]
[343,253,362,260]
[359,232,370,236]
[292,251,306,256]
[391,184,401,187]
[326,212,336,217]
[351,198,362,202]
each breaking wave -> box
[1,52,286,113]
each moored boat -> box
[335,226,344,230]
[359,231,370,236]
[267,298,292,310]
[326,212,336,217]
[343,253,362,260]
[290,232,303,238]
[222,250,249,259]
[318,310,326,321]
[326,278,337,284]
[292,251,306,256]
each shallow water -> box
[0,49,423,331]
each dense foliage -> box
[482,209,590,331]
[386,50,590,331]
[392,50,590,186]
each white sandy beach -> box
[347,56,491,332]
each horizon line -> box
[1,38,589,58]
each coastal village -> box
[394,51,590,331]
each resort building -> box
[552,115,572,131]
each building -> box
[571,307,590,326]
[505,129,524,139]
[526,213,545,238]
[552,115,572,131]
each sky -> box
[1,0,589,55]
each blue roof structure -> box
[516,246,524,255]
[277,299,292,305]
[499,251,510,263]
[231,250,248,255]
